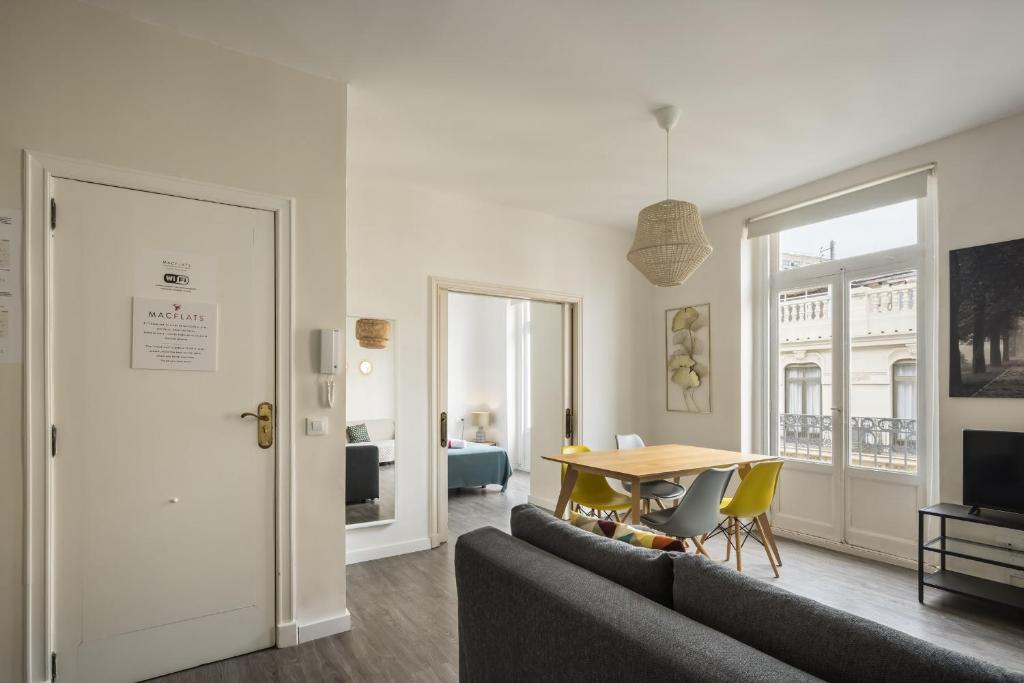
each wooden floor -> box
[154,471,1024,681]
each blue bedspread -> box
[448,443,513,490]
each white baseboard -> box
[345,537,431,564]
[297,610,352,644]
[772,527,917,570]
[527,495,555,512]
[276,621,298,647]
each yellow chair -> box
[717,461,783,577]
[560,445,634,523]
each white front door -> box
[51,178,276,682]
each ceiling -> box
[84,0,1024,229]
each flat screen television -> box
[963,429,1024,515]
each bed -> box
[448,443,513,491]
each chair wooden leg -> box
[691,536,711,559]
[724,521,732,562]
[655,498,665,510]
[755,516,780,577]
[620,509,631,524]
[734,518,743,572]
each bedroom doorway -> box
[430,280,581,546]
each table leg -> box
[738,463,782,567]
[630,477,642,526]
[553,466,578,519]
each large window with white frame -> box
[751,165,934,557]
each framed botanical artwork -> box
[950,237,1024,397]
[665,304,710,413]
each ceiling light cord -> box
[665,128,671,199]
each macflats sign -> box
[131,297,218,371]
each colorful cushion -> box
[346,423,370,443]
[570,511,685,552]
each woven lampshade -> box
[355,318,391,349]
[627,199,713,287]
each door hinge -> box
[51,424,57,457]
[564,408,574,441]
[51,651,57,682]
[50,198,57,230]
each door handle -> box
[440,411,448,447]
[241,402,274,449]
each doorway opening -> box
[429,279,580,546]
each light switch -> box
[306,417,329,436]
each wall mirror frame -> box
[345,315,398,529]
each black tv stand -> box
[919,503,1024,609]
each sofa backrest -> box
[346,418,394,442]
[671,554,1024,683]
[510,503,678,606]
[456,526,821,683]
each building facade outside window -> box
[785,363,822,415]
[893,360,916,420]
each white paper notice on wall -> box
[135,248,217,300]
[131,297,218,371]
[0,209,22,364]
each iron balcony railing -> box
[779,413,917,472]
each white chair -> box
[614,433,685,512]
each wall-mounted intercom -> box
[320,328,341,407]
[320,328,341,375]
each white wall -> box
[0,1,348,678]
[346,317,396,421]
[646,111,1024,577]
[447,293,509,445]
[345,177,648,562]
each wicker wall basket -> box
[627,200,713,287]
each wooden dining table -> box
[543,443,783,564]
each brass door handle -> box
[241,402,274,448]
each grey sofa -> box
[455,504,1023,683]
[345,443,379,504]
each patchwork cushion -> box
[570,511,685,552]
[346,423,370,443]
[510,503,677,607]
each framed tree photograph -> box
[949,237,1024,397]
[665,304,711,413]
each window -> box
[785,364,822,415]
[779,200,917,271]
[892,361,916,420]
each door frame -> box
[23,151,298,682]
[428,277,581,547]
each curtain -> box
[506,301,532,470]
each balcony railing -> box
[779,413,917,472]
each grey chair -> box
[615,433,685,512]
[641,465,736,558]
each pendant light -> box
[627,106,712,287]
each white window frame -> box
[764,184,937,493]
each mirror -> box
[345,316,397,527]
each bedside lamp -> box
[470,411,490,442]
